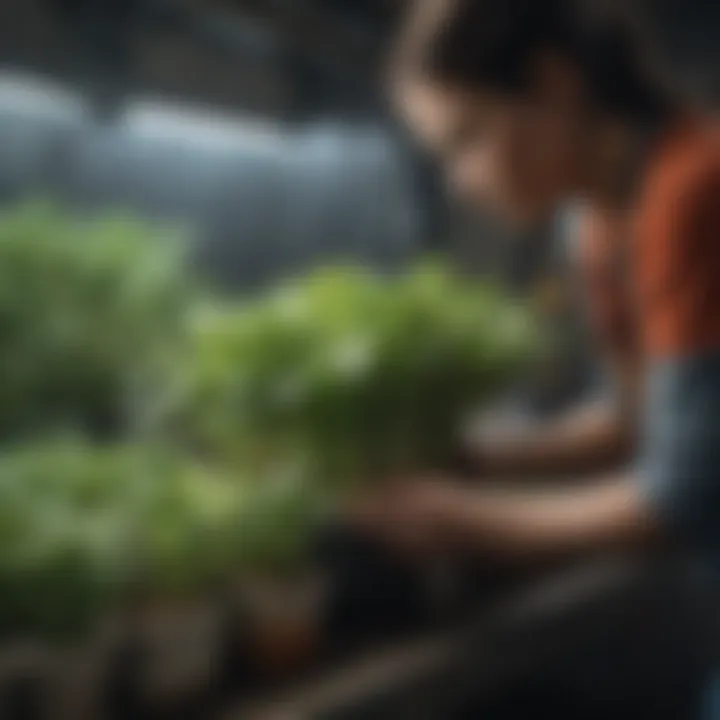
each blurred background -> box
[0,2,717,718]
[0,0,718,409]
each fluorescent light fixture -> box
[121,97,285,153]
[0,69,89,120]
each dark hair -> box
[393,0,677,124]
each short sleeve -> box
[639,355,720,557]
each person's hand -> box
[343,476,468,559]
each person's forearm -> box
[445,475,661,562]
[464,401,634,479]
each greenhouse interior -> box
[0,1,719,718]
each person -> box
[349,0,720,714]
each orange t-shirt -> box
[635,118,720,357]
[575,117,720,367]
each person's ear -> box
[530,51,586,110]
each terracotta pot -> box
[234,572,328,678]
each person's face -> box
[394,61,591,225]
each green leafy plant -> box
[0,437,327,639]
[172,260,541,486]
[0,438,149,639]
[0,204,542,638]
[0,202,193,440]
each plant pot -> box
[122,597,224,714]
[43,611,148,720]
[0,642,54,720]
[0,615,134,720]
[233,572,328,678]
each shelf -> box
[232,555,705,719]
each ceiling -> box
[0,0,407,119]
[0,0,717,120]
